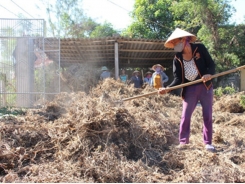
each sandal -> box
[205,144,215,152]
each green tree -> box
[40,0,99,38]
[170,0,245,86]
[224,24,245,66]
[124,0,174,39]
[68,17,99,38]
[127,0,245,86]
[213,25,244,71]
[40,0,120,38]
[170,0,233,51]
[90,22,118,38]
[169,0,239,73]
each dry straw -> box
[0,78,245,182]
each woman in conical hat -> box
[150,64,169,89]
[164,28,196,49]
[152,64,164,71]
[159,28,216,152]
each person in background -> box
[119,69,128,84]
[128,70,143,88]
[144,71,152,85]
[150,64,169,89]
[100,66,111,80]
[158,28,216,151]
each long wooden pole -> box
[120,65,245,102]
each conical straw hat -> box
[152,64,164,71]
[132,70,140,74]
[144,71,152,76]
[164,28,196,48]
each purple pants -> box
[179,83,213,145]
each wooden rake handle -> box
[120,65,245,102]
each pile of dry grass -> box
[0,78,245,182]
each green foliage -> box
[0,107,26,117]
[5,94,17,107]
[240,95,245,109]
[90,22,118,38]
[170,0,233,29]
[169,0,245,77]
[170,0,233,53]
[41,0,120,38]
[214,87,223,97]
[0,36,17,106]
[44,0,82,37]
[214,86,236,97]
[124,0,174,39]
[211,25,245,75]
[127,0,245,78]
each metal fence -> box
[0,18,60,108]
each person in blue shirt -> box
[144,71,152,85]
[119,69,128,84]
[128,70,143,88]
[100,66,111,80]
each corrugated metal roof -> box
[36,36,176,69]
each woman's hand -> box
[202,74,212,82]
[158,87,170,95]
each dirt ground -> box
[0,78,245,183]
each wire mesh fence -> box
[0,18,60,108]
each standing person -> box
[129,70,143,88]
[100,66,111,80]
[150,64,169,89]
[119,69,128,84]
[144,71,152,85]
[158,28,216,151]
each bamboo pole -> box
[120,65,245,102]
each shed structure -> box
[37,36,176,79]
